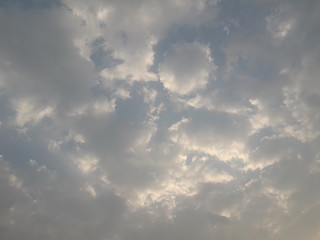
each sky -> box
[0,0,320,239]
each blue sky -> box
[1,0,320,239]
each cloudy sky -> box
[1,0,320,239]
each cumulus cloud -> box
[1,0,320,239]
[168,110,250,161]
[159,42,214,95]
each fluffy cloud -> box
[159,42,214,95]
[168,110,250,161]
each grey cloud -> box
[0,7,95,115]
[0,156,127,240]
[1,0,320,239]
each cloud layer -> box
[1,0,320,239]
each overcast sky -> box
[1,0,320,239]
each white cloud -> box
[266,13,294,40]
[159,42,214,95]
[73,154,99,174]
[64,0,217,82]
[169,111,250,161]
[12,99,54,127]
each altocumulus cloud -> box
[1,0,320,239]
